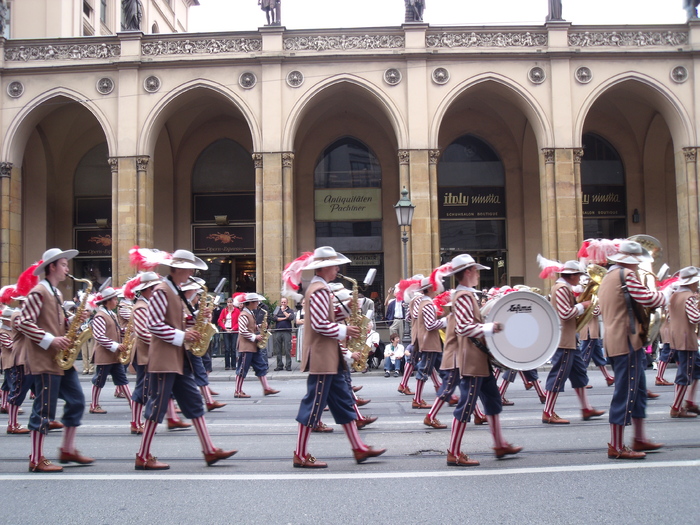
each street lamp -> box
[394,186,415,347]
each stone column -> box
[572,147,585,251]
[0,161,21,284]
[282,152,295,265]
[253,154,264,293]
[428,149,441,269]
[261,152,284,299]
[681,147,700,266]
[408,149,433,276]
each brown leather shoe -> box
[585,384,593,389]
[446,451,480,466]
[293,452,327,468]
[398,385,414,396]
[494,443,523,459]
[606,377,615,386]
[582,408,605,421]
[538,394,546,404]
[234,392,251,398]
[448,395,459,406]
[685,402,700,415]
[167,418,192,430]
[501,397,514,406]
[355,398,371,407]
[89,406,107,414]
[0,407,7,414]
[607,444,645,460]
[647,390,660,399]
[29,457,63,473]
[135,454,170,470]
[115,390,126,398]
[353,446,387,464]
[356,416,377,429]
[670,407,697,418]
[204,448,237,466]
[58,449,95,465]
[311,422,334,433]
[524,381,534,390]
[263,388,280,396]
[655,378,673,386]
[473,414,488,425]
[352,385,363,393]
[7,424,30,435]
[48,421,64,431]
[542,412,570,424]
[206,401,227,411]
[412,400,429,409]
[209,389,220,396]
[130,423,144,435]
[632,439,663,452]
[423,416,447,429]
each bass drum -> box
[482,291,560,371]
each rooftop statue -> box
[259,0,281,26]
[547,0,563,21]
[122,0,143,31]
[405,0,425,23]
[684,0,700,21]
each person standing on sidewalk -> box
[218,295,241,371]
[272,297,294,371]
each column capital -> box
[136,156,150,171]
[398,150,410,165]
[683,147,698,163]
[282,152,295,167]
[108,157,119,173]
[573,148,584,164]
[252,153,263,169]
[0,161,12,178]
[542,148,555,164]
[429,149,441,165]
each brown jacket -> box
[440,313,458,370]
[10,310,26,368]
[24,283,66,375]
[132,298,150,366]
[148,282,186,374]
[236,309,259,354]
[580,312,600,340]
[669,290,699,351]
[92,308,122,365]
[457,290,490,378]
[0,325,12,370]
[550,281,578,350]
[598,267,644,357]
[418,298,442,353]
[301,280,344,375]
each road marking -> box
[2,459,699,481]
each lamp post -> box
[394,186,415,347]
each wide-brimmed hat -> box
[180,276,206,292]
[334,288,352,303]
[560,260,584,275]
[96,287,119,304]
[240,292,265,304]
[32,248,79,276]
[607,240,652,265]
[160,249,207,271]
[678,266,700,286]
[303,246,351,270]
[446,254,490,275]
[1,307,13,320]
[133,272,161,292]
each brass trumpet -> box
[576,264,606,333]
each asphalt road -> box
[1,361,699,524]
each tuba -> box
[186,282,218,357]
[575,264,607,333]
[337,274,372,373]
[55,275,93,371]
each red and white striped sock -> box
[353,403,363,420]
[192,416,216,455]
[351,390,358,402]
[532,380,546,398]
[687,380,698,405]
[493,368,502,381]
[132,402,143,426]
[431,369,442,391]
[448,418,467,456]
[599,366,613,381]
[295,423,311,458]
[342,421,368,452]
[200,386,214,404]
[544,391,558,415]
[138,419,158,460]
[487,414,506,448]
[167,399,179,421]
[632,417,646,442]
[119,385,133,408]
[428,397,445,420]
[499,380,509,397]
[610,424,624,450]
[8,404,19,428]
[413,380,425,404]
[235,374,245,394]
[259,376,271,390]
[656,361,668,381]
[473,403,486,420]
[1,390,7,409]
[30,430,45,464]
[400,363,414,389]
[574,387,593,410]
[62,425,77,454]
[672,384,688,411]
[91,385,101,409]
[518,372,529,386]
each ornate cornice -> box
[398,150,410,165]
[0,162,13,178]
[568,30,688,47]
[427,31,547,48]
[142,37,262,56]
[4,42,120,61]
[252,154,263,169]
[683,147,697,163]
[284,34,404,51]
[282,153,295,168]
[429,150,441,165]
[542,149,555,164]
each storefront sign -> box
[582,185,626,217]
[74,228,112,257]
[193,225,255,254]
[438,187,506,219]
[314,188,382,221]
[347,254,381,266]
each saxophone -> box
[56,275,93,371]
[257,315,272,349]
[338,274,371,372]
[117,307,135,365]
[186,283,218,357]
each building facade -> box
[0,18,698,309]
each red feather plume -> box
[0,285,16,305]
[122,276,141,300]
[432,290,452,317]
[16,262,41,297]
[429,263,453,294]
[395,278,420,303]
[281,252,314,301]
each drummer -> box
[538,258,605,424]
[446,254,522,466]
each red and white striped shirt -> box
[309,276,348,341]
[454,286,493,338]
[0,331,11,352]
[613,265,666,309]
[17,282,67,349]
[422,301,446,332]
[92,307,121,352]
[554,278,584,321]
[148,280,192,348]
[133,300,151,345]
[238,308,257,342]
[678,287,700,324]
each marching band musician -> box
[668,266,700,418]
[290,246,386,468]
[135,249,236,470]
[89,287,132,416]
[396,274,425,396]
[654,300,676,386]
[234,293,280,399]
[539,259,604,424]
[579,306,615,387]
[445,254,521,466]
[597,240,665,459]
[1,307,13,413]
[17,248,94,472]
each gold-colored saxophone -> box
[575,264,606,333]
[186,283,218,357]
[56,275,93,371]
[338,274,371,372]
[117,307,135,365]
[257,315,272,349]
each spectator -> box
[384,333,404,377]
[218,294,242,370]
[272,297,294,371]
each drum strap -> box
[469,336,495,374]
[619,269,639,336]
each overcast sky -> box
[189,1,687,33]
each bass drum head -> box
[483,291,560,371]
